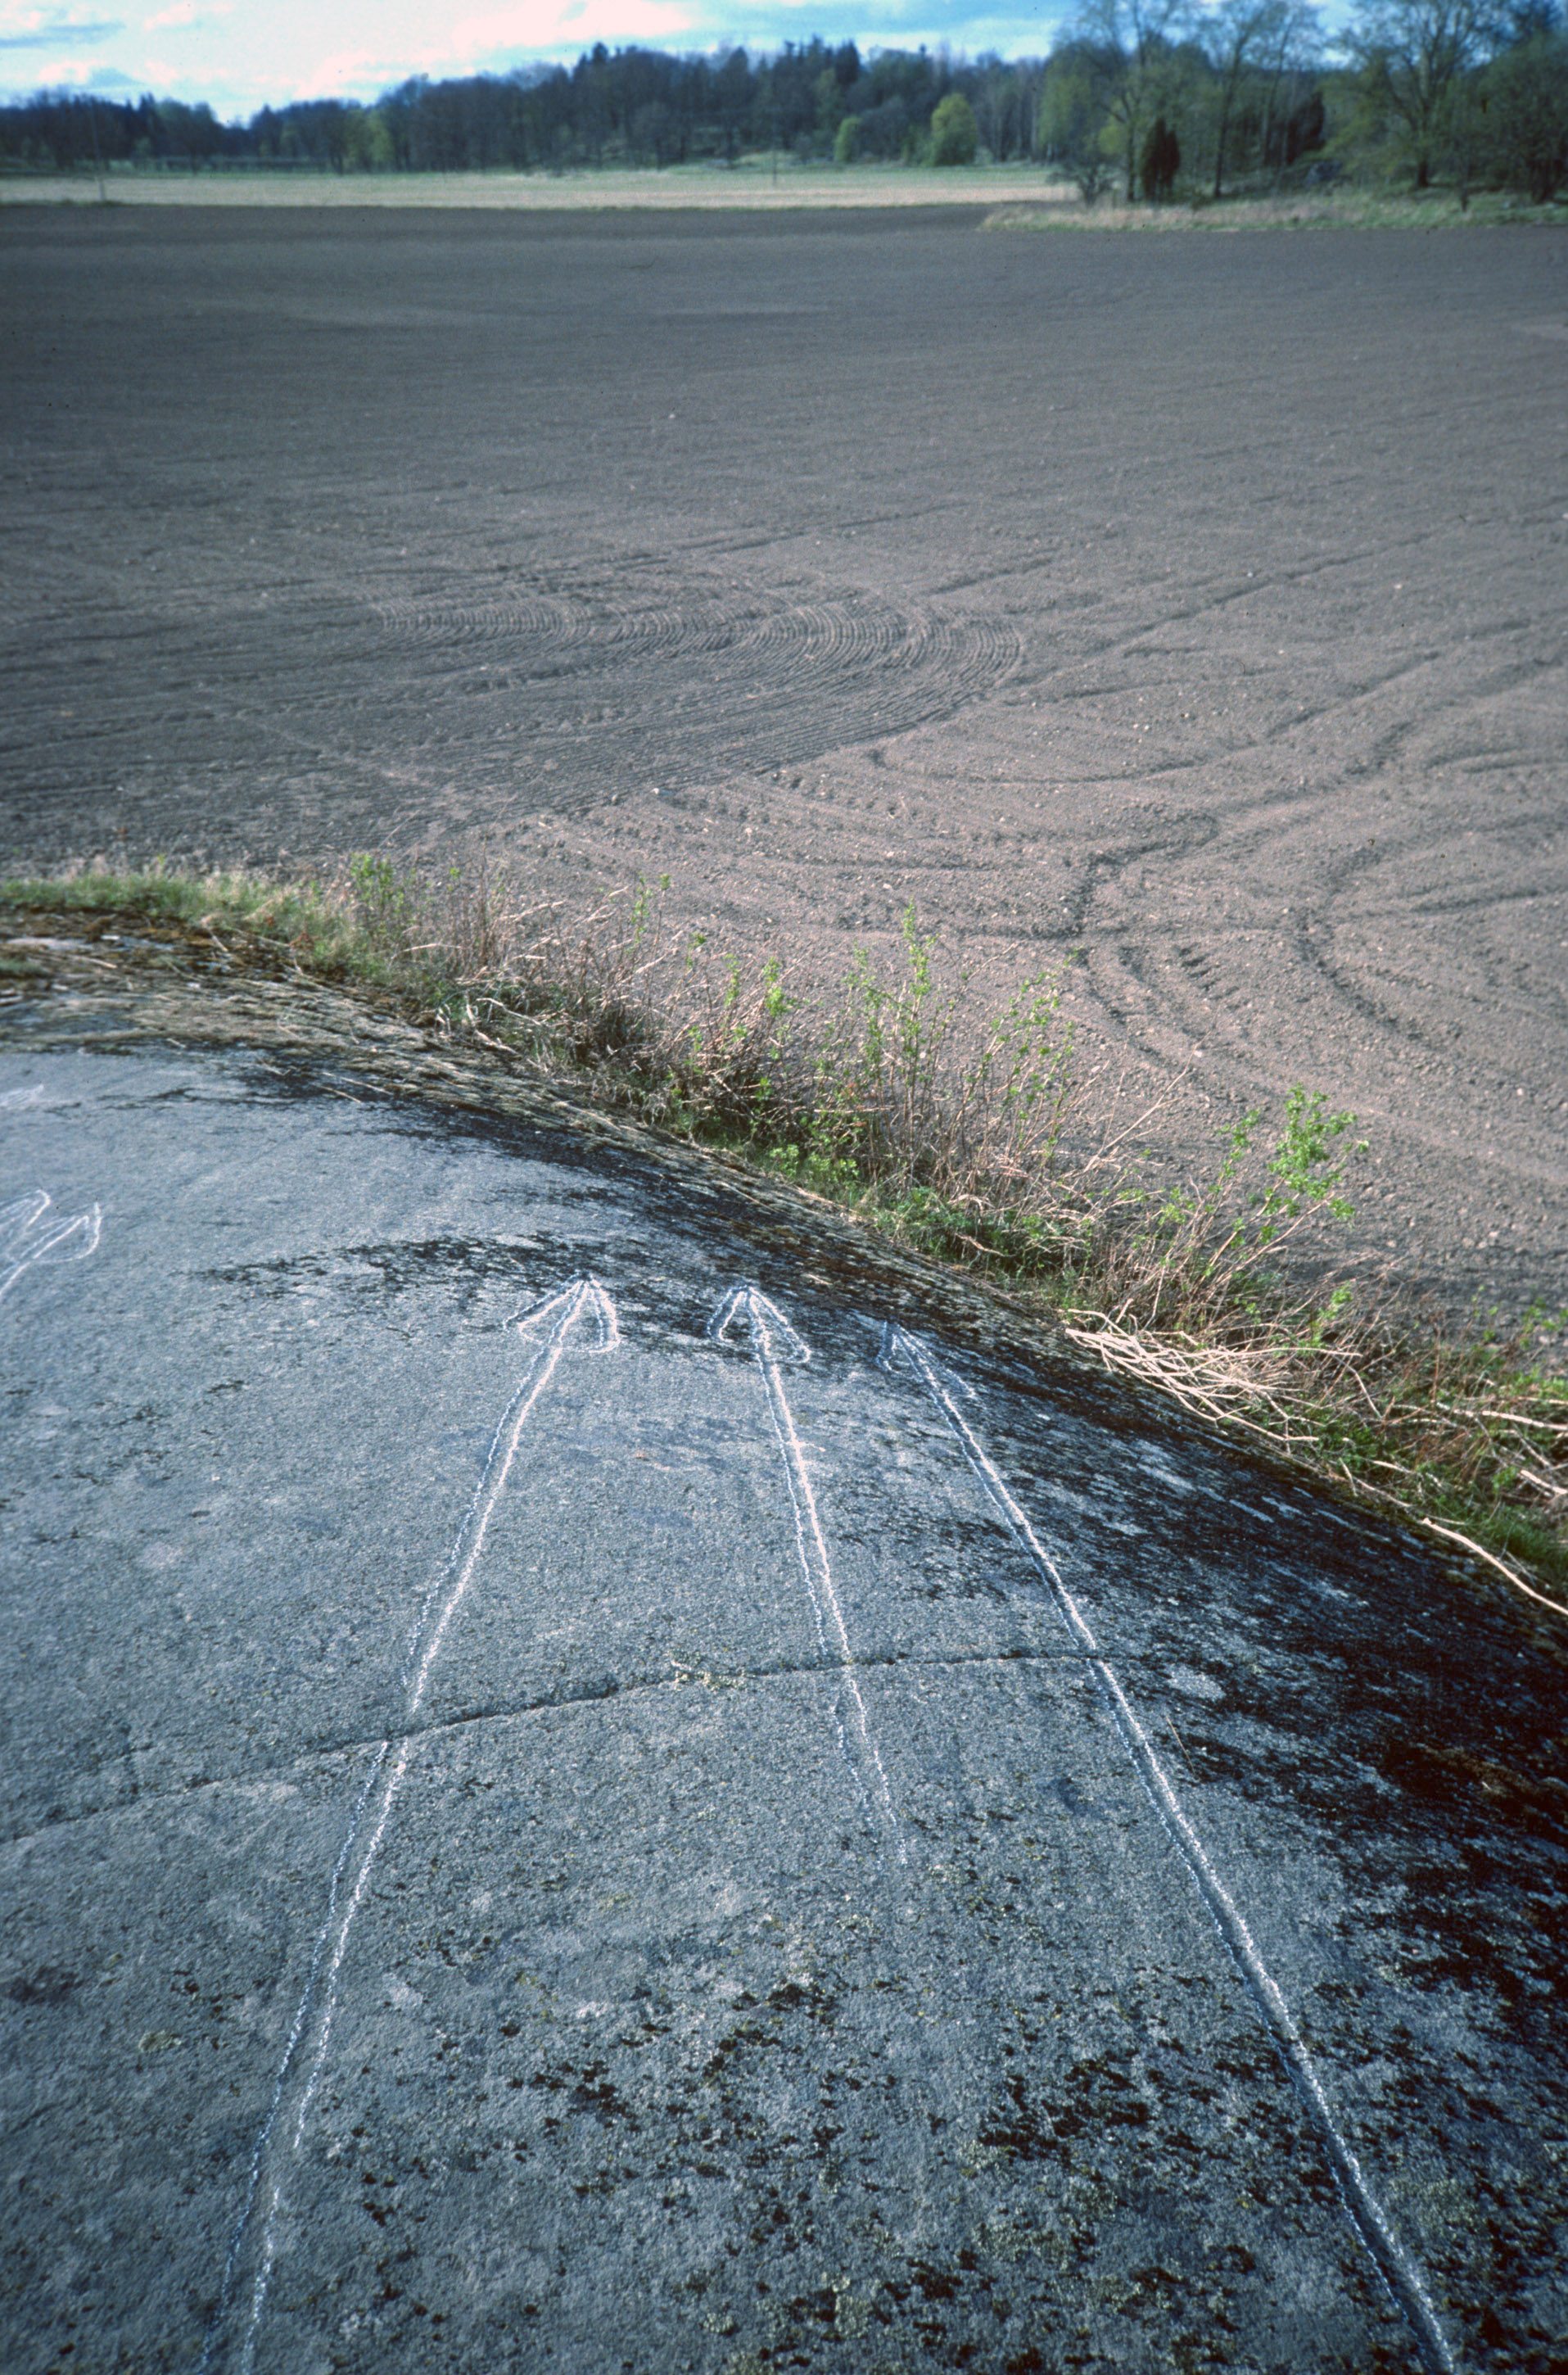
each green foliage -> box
[929,93,979,165]
[1039,47,1102,158]
[5,859,1562,1614]
[1322,16,1568,200]
[0,859,339,950]
[1343,0,1494,186]
[1040,43,1122,197]
[1069,0,1195,200]
[1126,1084,1366,1328]
[0,18,1396,201]
[798,908,1076,1220]
[341,106,394,171]
[1481,31,1568,201]
[1201,0,1308,195]
[21,11,1564,200]
[347,852,418,955]
[813,66,848,147]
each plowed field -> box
[3,205,1565,1318]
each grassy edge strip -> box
[1061,1314,1564,1617]
[980,186,1568,233]
[4,859,1564,1625]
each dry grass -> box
[1062,1301,1567,1617]
[10,161,1559,228]
[7,851,1565,1618]
[0,159,1071,213]
[984,184,1568,233]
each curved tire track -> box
[372,565,1020,793]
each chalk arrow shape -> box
[208,1263,621,2375]
[706,1282,811,1366]
[707,1279,902,1861]
[876,1319,974,1400]
[0,1193,102,1305]
[875,1305,1455,2375]
[0,1191,52,1252]
[29,1204,102,1266]
[406,1274,620,1707]
[511,1274,619,1353]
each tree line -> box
[2,4,1563,204]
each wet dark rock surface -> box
[2,966,1565,2372]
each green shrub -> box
[1483,34,1568,204]
[929,93,978,167]
[834,114,861,165]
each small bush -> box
[1483,33,1568,205]
[929,94,978,168]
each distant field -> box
[0,159,1076,211]
[5,160,1561,226]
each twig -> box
[1417,1407,1567,1434]
[1412,1518,1568,1617]
[1344,1362,1385,1422]
[1164,1709,1199,1783]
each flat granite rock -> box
[1,1023,1564,2374]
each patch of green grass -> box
[983,183,1568,233]
[6,855,1563,1620]
[2,860,357,959]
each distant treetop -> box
[3,12,1564,204]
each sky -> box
[0,2,1078,117]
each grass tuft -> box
[983,183,1568,234]
[6,853,1564,1618]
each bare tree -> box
[1074,0,1193,198]
[1202,0,1320,192]
[1344,0,1495,186]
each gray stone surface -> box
[2,1038,1564,2373]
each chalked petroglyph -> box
[204,1279,621,2374]
[0,1188,101,1308]
[708,1282,905,1865]
[879,1319,1457,2375]
[4,1044,1561,2375]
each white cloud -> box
[2,2,1083,115]
[0,10,123,48]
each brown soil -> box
[3,205,1566,1321]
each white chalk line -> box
[402,1278,617,1712]
[881,1321,1457,2375]
[204,1276,617,2373]
[198,1739,390,2375]
[710,1285,904,1863]
[0,1188,102,1305]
